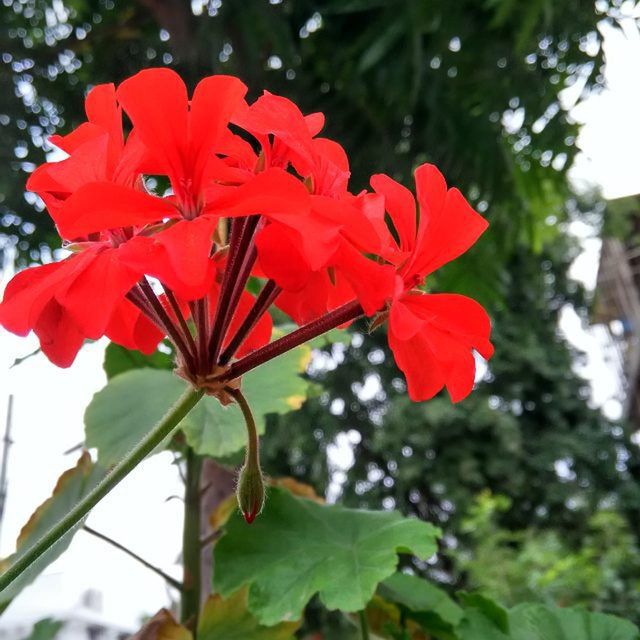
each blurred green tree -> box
[1,0,610,270]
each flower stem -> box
[164,287,198,361]
[358,610,370,640]
[138,279,197,372]
[181,447,202,629]
[216,299,363,382]
[228,388,259,467]
[0,385,204,595]
[83,525,182,591]
[219,279,280,365]
[208,216,259,364]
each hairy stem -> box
[359,610,370,640]
[0,386,204,594]
[139,279,196,372]
[84,525,182,591]
[216,299,364,382]
[181,448,202,628]
[219,280,281,365]
[229,387,259,467]
[208,216,259,364]
[164,287,198,360]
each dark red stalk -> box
[215,299,363,382]
[164,287,198,361]
[208,216,259,364]
[218,280,281,366]
[138,279,197,372]
[195,298,209,374]
[219,242,258,345]
[127,288,161,326]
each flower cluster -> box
[0,68,493,403]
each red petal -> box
[305,112,325,137]
[409,164,488,277]
[56,182,176,238]
[0,254,92,335]
[255,223,313,292]
[388,295,427,341]
[85,83,124,170]
[332,241,395,316]
[414,294,494,360]
[388,292,494,403]
[235,92,315,168]
[34,299,86,368]
[388,328,445,402]
[48,122,105,155]
[117,68,189,185]
[29,135,110,211]
[189,75,247,191]
[106,299,163,354]
[59,248,141,339]
[370,173,416,252]
[119,217,217,300]
[275,271,334,325]
[204,167,310,218]
[422,325,477,402]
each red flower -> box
[1,69,493,409]
[0,248,160,366]
[1,84,163,366]
[52,69,316,302]
[370,163,493,401]
[230,91,395,322]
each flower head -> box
[1,68,492,406]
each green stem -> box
[359,610,370,640]
[231,388,259,467]
[0,386,204,595]
[181,448,202,629]
[83,525,182,591]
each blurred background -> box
[2,0,640,635]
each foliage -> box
[86,342,312,465]
[1,0,610,270]
[262,239,640,588]
[456,493,640,620]
[20,619,64,640]
[0,453,104,609]
[133,591,299,640]
[213,486,440,625]
[198,589,300,640]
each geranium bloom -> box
[0,84,162,366]
[227,91,395,323]
[0,68,492,408]
[370,164,494,401]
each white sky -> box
[1,10,640,629]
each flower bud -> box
[236,460,265,524]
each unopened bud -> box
[236,461,265,524]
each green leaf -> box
[0,453,105,608]
[103,342,172,379]
[20,619,64,640]
[455,592,511,640]
[85,369,187,467]
[180,345,312,458]
[199,589,300,639]
[456,609,512,640]
[87,344,313,465]
[458,592,510,633]
[213,487,440,625]
[378,572,462,638]
[508,604,640,640]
